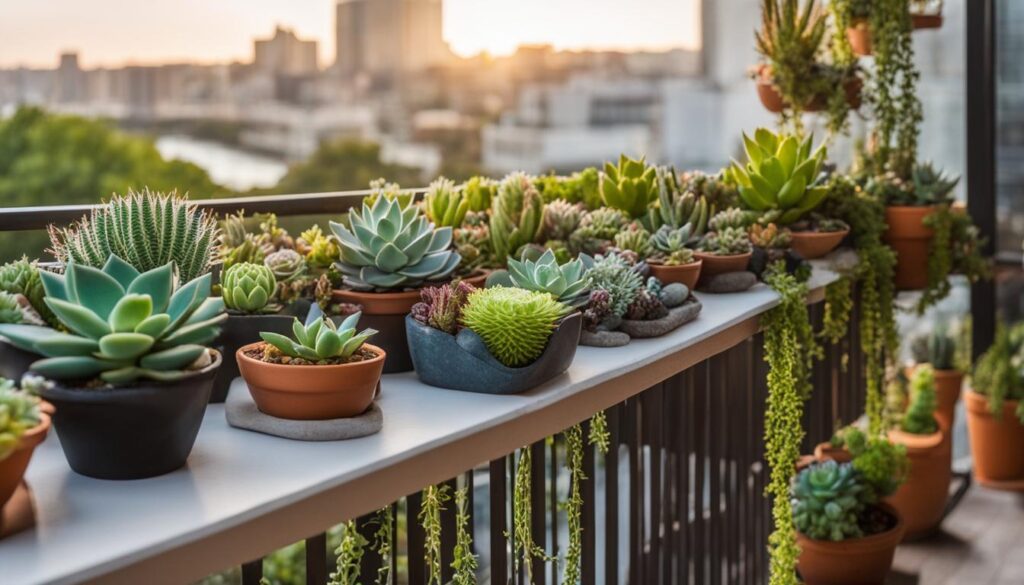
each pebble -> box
[699,271,757,293]
[580,329,631,347]
[659,283,689,308]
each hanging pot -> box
[883,205,937,290]
[789,229,850,260]
[911,13,943,30]
[755,67,863,113]
[846,20,873,56]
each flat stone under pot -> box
[38,350,222,480]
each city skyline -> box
[0,0,700,69]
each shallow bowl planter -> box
[211,308,308,404]
[406,312,582,394]
[236,342,385,420]
[965,390,1024,483]
[755,72,863,113]
[693,251,751,277]
[37,351,222,480]
[0,339,39,383]
[796,503,904,585]
[648,259,702,289]
[883,205,937,290]
[886,427,949,539]
[0,410,50,509]
[789,229,849,260]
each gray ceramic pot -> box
[0,338,39,382]
[406,313,582,394]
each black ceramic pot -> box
[0,338,39,382]
[334,312,412,374]
[38,350,222,480]
[406,313,582,394]
[211,303,309,403]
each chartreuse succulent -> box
[330,196,460,290]
[261,305,376,363]
[0,255,225,384]
[614,223,652,257]
[569,207,628,255]
[600,155,658,219]
[461,287,571,367]
[490,172,544,264]
[298,225,340,270]
[502,249,592,307]
[0,257,55,326]
[222,263,277,314]
[902,365,938,435]
[727,128,828,225]
[792,460,866,541]
[0,379,41,461]
[422,177,469,228]
[461,176,496,212]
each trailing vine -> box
[419,484,452,585]
[451,486,478,585]
[588,412,610,454]
[562,424,585,585]
[510,447,552,582]
[821,277,853,347]
[372,507,394,585]
[917,205,992,314]
[328,521,368,585]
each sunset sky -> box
[0,0,700,68]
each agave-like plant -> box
[645,167,711,234]
[261,305,376,362]
[600,155,658,219]
[0,255,226,384]
[330,197,461,291]
[504,249,592,307]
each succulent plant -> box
[490,172,544,264]
[792,460,866,542]
[423,177,470,228]
[264,249,306,283]
[570,167,603,210]
[222,263,278,314]
[600,155,658,219]
[902,364,938,435]
[649,224,696,265]
[461,176,497,212]
[614,223,653,257]
[0,292,24,324]
[727,128,829,225]
[543,200,586,241]
[910,162,959,205]
[0,379,41,462]
[297,225,341,270]
[624,285,668,321]
[410,281,476,335]
[645,167,711,235]
[0,255,226,384]
[581,289,614,331]
[681,170,740,210]
[708,208,756,232]
[460,287,571,367]
[569,207,628,255]
[261,305,376,363]
[498,249,592,307]
[910,327,957,370]
[222,234,267,271]
[748,223,792,249]
[363,178,414,209]
[454,222,493,273]
[48,189,219,283]
[0,257,55,327]
[699,227,753,256]
[330,196,461,291]
[832,426,909,499]
[587,252,644,318]
[258,213,293,250]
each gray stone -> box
[659,283,689,308]
[618,300,703,338]
[225,385,383,441]
[579,329,631,347]
[699,271,757,293]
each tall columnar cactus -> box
[0,257,55,326]
[600,155,658,219]
[221,263,277,313]
[0,255,226,384]
[48,189,219,282]
[330,197,461,291]
[460,287,570,367]
[422,177,469,228]
[791,460,866,542]
[489,172,544,264]
[0,379,41,461]
[902,365,938,434]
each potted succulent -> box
[490,172,545,265]
[568,207,628,257]
[695,209,753,276]
[966,323,1024,485]
[0,379,49,511]
[909,326,962,432]
[647,225,703,289]
[789,216,851,260]
[599,155,658,221]
[330,195,465,373]
[406,284,581,394]
[0,256,225,480]
[485,249,592,308]
[236,306,383,420]
[886,365,949,539]
[0,259,67,381]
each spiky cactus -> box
[460,287,571,367]
[48,189,218,283]
[0,257,55,327]
[543,200,585,241]
[614,223,652,257]
[792,460,867,542]
[490,173,544,264]
[461,176,496,212]
[423,177,469,228]
[708,208,754,232]
[902,365,938,434]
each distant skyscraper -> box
[335,0,450,77]
[254,26,319,75]
[54,52,84,103]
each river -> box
[155,135,289,191]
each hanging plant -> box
[820,277,853,347]
[452,486,479,585]
[372,507,394,585]
[328,520,368,585]
[562,424,585,585]
[510,447,552,583]
[915,205,992,313]
[420,484,452,585]
[588,411,610,454]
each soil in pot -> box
[0,412,50,509]
[211,312,302,403]
[883,205,936,290]
[237,342,385,420]
[789,229,850,260]
[38,351,222,480]
[693,251,751,278]
[796,504,905,585]
[886,427,950,539]
[648,259,702,290]
[965,390,1024,483]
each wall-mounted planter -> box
[37,351,221,480]
[796,503,904,585]
[0,410,50,509]
[648,259,702,290]
[406,312,582,395]
[755,67,863,113]
[789,229,849,260]
[965,390,1024,485]
[886,427,949,540]
[883,205,936,290]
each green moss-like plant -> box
[902,365,938,434]
[460,287,570,367]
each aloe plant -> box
[645,167,711,234]
[600,155,658,219]
[500,249,592,307]
[0,255,226,384]
[261,305,376,362]
[330,197,461,291]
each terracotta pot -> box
[797,503,904,585]
[912,13,943,29]
[883,205,937,290]
[755,72,863,113]
[237,342,385,420]
[211,311,306,403]
[0,410,50,509]
[933,368,964,433]
[886,427,949,539]
[813,442,852,463]
[965,390,1024,482]
[693,251,751,277]
[648,259,702,289]
[790,229,849,260]
[847,21,873,56]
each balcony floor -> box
[889,485,1024,585]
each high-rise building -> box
[54,52,84,103]
[254,26,319,76]
[335,0,450,77]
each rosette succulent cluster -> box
[586,252,644,319]
[600,154,657,219]
[699,227,752,256]
[495,249,592,307]
[490,172,544,264]
[543,200,586,242]
[649,225,696,265]
[261,306,376,363]
[748,223,792,249]
[569,207,628,255]
[411,281,476,335]
[0,379,41,461]
[222,263,277,314]
[264,249,306,283]
[0,255,226,384]
[331,196,461,290]
[461,287,571,367]
[792,460,867,542]
[614,223,652,257]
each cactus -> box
[699,227,752,256]
[489,172,544,264]
[600,155,658,219]
[681,170,740,210]
[410,281,476,335]
[222,263,277,314]
[460,287,571,367]
[423,177,470,228]
[260,305,376,363]
[461,176,497,212]
[902,365,938,434]
[708,208,755,232]
[297,225,340,270]
[48,189,219,282]
[0,255,226,384]
[792,460,867,541]
[569,207,628,255]
[0,379,41,462]
[363,178,414,209]
[264,249,306,283]
[614,223,653,257]
[454,222,493,273]
[910,328,956,370]
[0,292,23,324]
[543,200,586,241]
[0,258,55,327]
[587,252,644,318]
[330,196,461,291]
[500,249,592,307]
